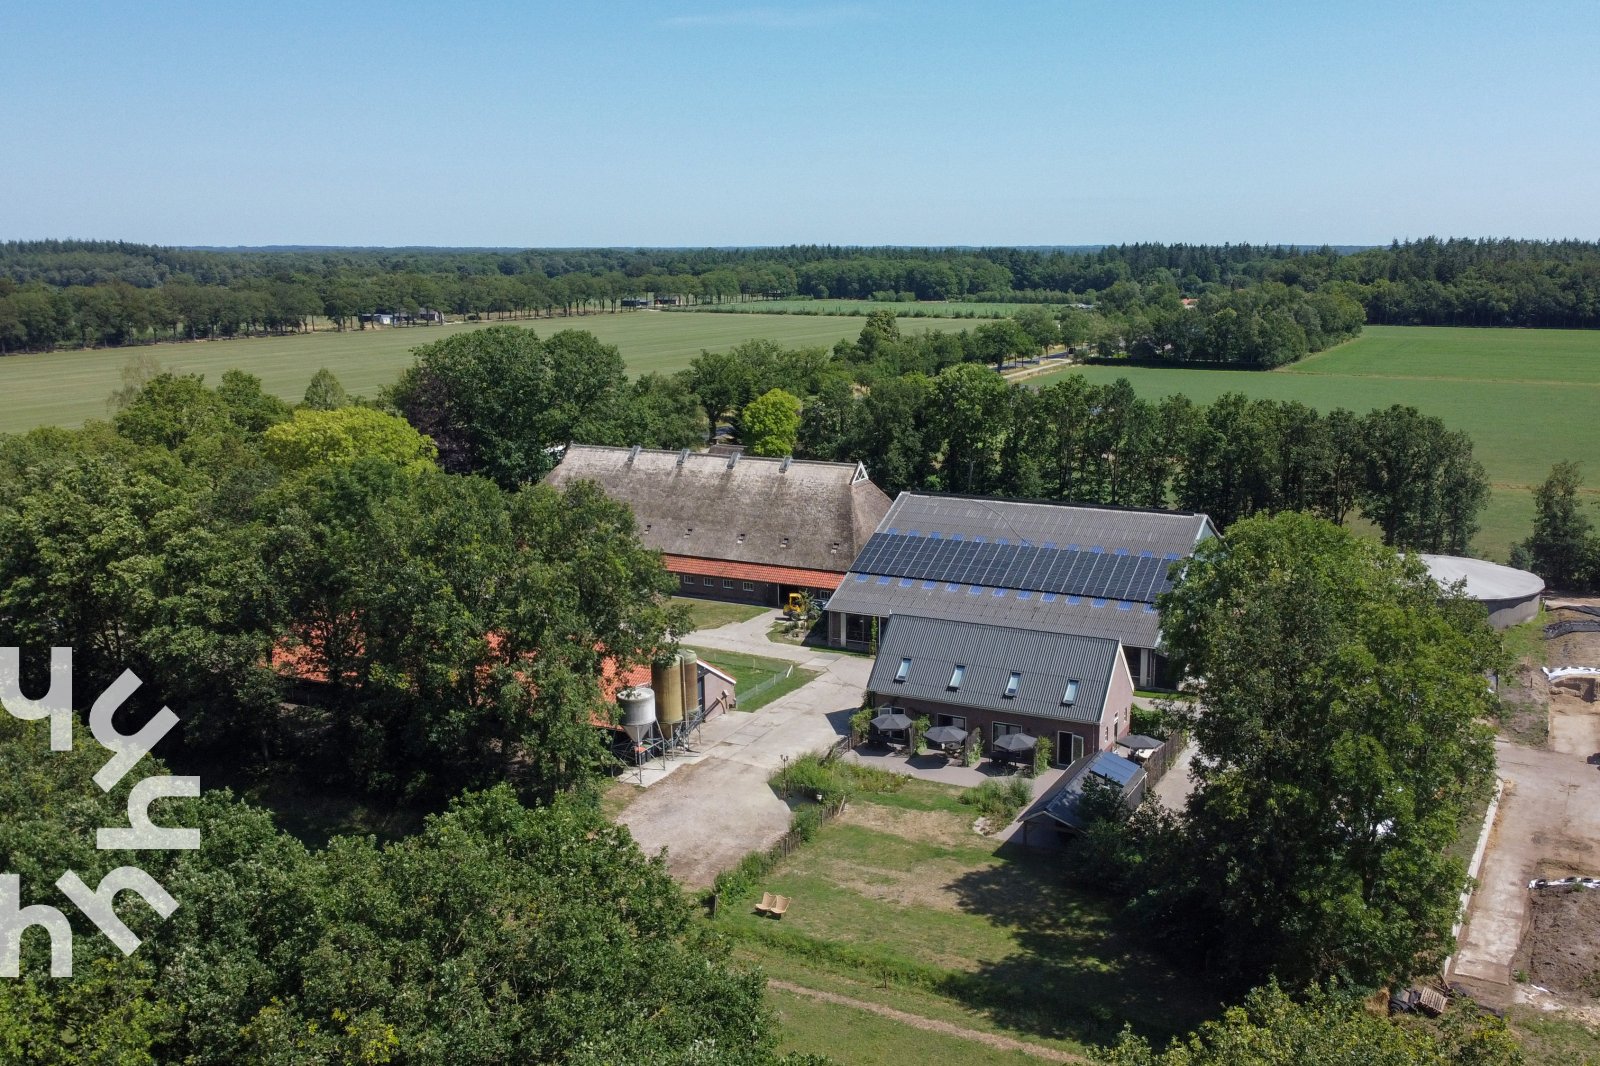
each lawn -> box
[0,311,983,435]
[721,786,1218,1061]
[689,648,819,713]
[671,596,769,632]
[1027,325,1600,560]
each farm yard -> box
[0,310,989,435]
[1029,325,1600,560]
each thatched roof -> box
[545,445,891,574]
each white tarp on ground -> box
[1544,666,1600,680]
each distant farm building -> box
[1420,554,1545,629]
[865,615,1134,767]
[543,445,892,607]
[826,493,1218,688]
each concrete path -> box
[1451,739,1600,996]
[1150,737,1197,811]
[618,615,873,888]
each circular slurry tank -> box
[1419,554,1544,630]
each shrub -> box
[837,762,905,794]
[960,777,1033,825]
[1130,704,1169,740]
[774,753,854,807]
[849,706,874,743]
[1032,735,1053,776]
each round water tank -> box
[1419,554,1545,630]
[653,659,683,735]
[678,649,700,716]
[617,686,657,744]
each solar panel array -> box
[851,532,1175,603]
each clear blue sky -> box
[2,1,1597,247]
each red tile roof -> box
[662,553,844,590]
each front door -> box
[1058,731,1085,765]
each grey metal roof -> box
[828,492,1217,650]
[1034,751,1147,831]
[875,494,1217,559]
[826,567,1166,648]
[545,445,891,573]
[866,615,1121,725]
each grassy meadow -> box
[1028,325,1600,560]
[0,310,986,435]
[722,782,1217,1063]
[677,299,1034,317]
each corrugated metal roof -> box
[875,494,1216,559]
[829,492,1215,650]
[826,575,1163,648]
[545,445,891,573]
[866,615,1120,724]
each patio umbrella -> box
[1116,734,1163,751]
[923,725,968,746]
[870,712,913,732]
[992,732,1037,753]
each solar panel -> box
[850,532,1187,604]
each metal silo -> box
[616,686,657,747]
[678,649,700,718]
[652,659,683,737]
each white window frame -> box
[894,657,912,683]
[1004,671,1021,699]
[703,577,714,587]
[948,664,966,691]
[1061,679,1080,706]
[722,578,734,589]
[742,581,755,591]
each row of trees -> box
[5,236,1599,354]
[0,365,687,804]
[665,331,1487,552]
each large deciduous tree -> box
[390,326,629,487]
[1155,512,1500,988]
[740,387,803,457]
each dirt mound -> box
[1514,886,1600,998]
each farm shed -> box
[865,615,1134,767]
[826,492,1218,688]
[1027,750,1148,834]
[1419,554,1544,629]
[544,445,891,607]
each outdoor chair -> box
[755,892,777,915]
[768,895,791,919]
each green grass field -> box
[0,311,983,435]
[677,299,1031,317]
[722,786,1217,1062]
[671,596,769,632]
[1028,325,1600,560]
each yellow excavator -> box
[783,592,807,619]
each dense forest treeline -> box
[2,237,1598,357]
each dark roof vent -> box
[627,444,641,463]
[781,456,793,473]
[677,448,690,466]
[728,452,739,469]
